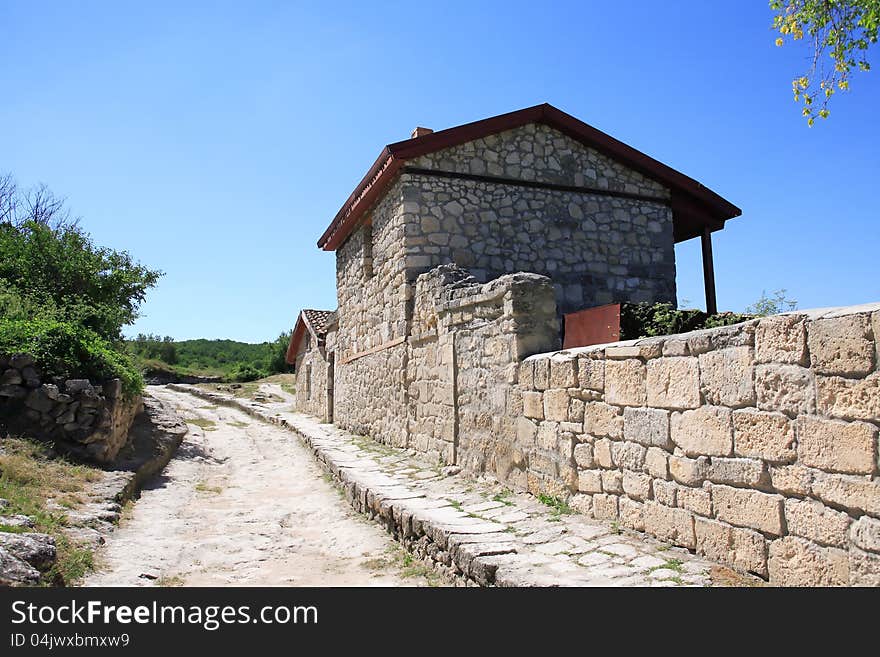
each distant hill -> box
[127,333,291,382]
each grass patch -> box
[351,435,396,458]
[537,493,573,518]
[156,574,184,587]
[491,489,515,506]
[0,436,103,584]
[228,420,248,428]
[194,482,223,495]
[664,558,684,572]
[185,417,217,431]
[360,545,445,586]
[647,558,685,575]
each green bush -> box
[0,318,143,398]
[619,303,753,340]
[227,364,265,383]
[0,220,161,341]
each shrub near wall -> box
[518,304,880,586]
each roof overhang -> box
[284,310,336,365]
[317,103,741,251]
[285,314,310,365]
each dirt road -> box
[85,386,440,586]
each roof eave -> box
[317,103,742,251]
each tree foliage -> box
[619,303,754,340]
[771,0,879,124]
[744,289,799,316]
[0,174,161,395]
[0,222,161,341]
[127,332,293,382]
[0,319,143,398]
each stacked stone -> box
[406,264,559,480]
[517,305,880,586]
[333,183,412,448]
[0,353,140,463]
[403,123,677,314]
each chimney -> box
[411,126,433,139]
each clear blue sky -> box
[3,1,878,342]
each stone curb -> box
[168,384,508,585]
[166,384,724,587]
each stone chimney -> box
[411,127,433,139]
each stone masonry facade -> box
[406,124,676,312]
[332,123,677,452]
[296,110,879,585]
[516,305,880,585]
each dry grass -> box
[194,481,223,495]
[185,417,217,431]
[0,436,103,584]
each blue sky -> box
[2,1,878,342]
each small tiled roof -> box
[302,309,335,338]
[285,309,336,365]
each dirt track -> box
[85,386,439,586]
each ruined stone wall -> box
[293,335,332,422]
[333,180,410,445]
[407,265,559,479]
[516,304,880,586]
[0,353,142,463]
[405,124,676,313]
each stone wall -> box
[293,334,333,422]
[0,353,143,463]
[333,180,411,445]
[407,265,559,478]
[515,304,880,585]
[332,122,681,462]
[405,123,677,313]
[334,263,558,465]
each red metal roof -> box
[317,103,741,251]
[285,309,336,365]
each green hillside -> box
[128,333,291,382]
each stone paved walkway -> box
[169,383,756,586]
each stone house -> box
[286,309,336,422]
[288,103,740,461]
[281,105,880,586]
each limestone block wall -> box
[404,123,677,313]
[517,304,880,586]
[0,353,143,463]
[407,265,559,479]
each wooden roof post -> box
[701,226,717,315]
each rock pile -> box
[0,353,142,463]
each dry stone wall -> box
[516,304,880,586]
[0,353,142,463]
